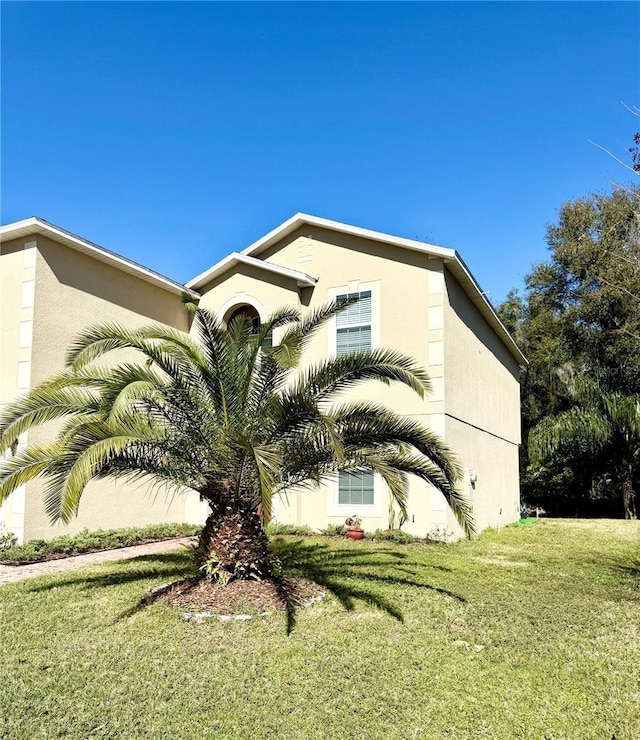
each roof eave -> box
[236,213,526,365]
[242,212,457,262]
[186,251,317,290]
[445,252,528,366]
[0,217,200,300]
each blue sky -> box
[2,2,638,303]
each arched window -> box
[226,304,261,333]
[224,304,272,348]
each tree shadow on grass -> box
[23,552,196,595]
[570,552,640,592]
[21,539,465,634]
[617,558,640,588]
[271,537,465,631]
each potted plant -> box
[345,515,365,540]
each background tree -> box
[497,185,640,517]
[533,187,640,387]
[529,378,639,519]
[631,130,640,173]
[0,303,473,584]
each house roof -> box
[191,212,527,366]
[186,251,317,290]
[1,214,526,365]
[0,217,200,299]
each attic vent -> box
[298,237,313,264]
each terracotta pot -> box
[346,529,364,540]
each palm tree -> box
[0,302,474,583]
[529,377,639,519]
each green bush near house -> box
[0,522,200,563]
[319,523,347,537]
[265,522,314,537]
[366,528,418,544]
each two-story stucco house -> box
[1,214,525,543]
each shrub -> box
[319,524,346,537]
[0,523,18,551]
[266,522,314,537]
[366,529,418,544]
[0,523,201,563]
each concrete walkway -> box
[0,537,195,585]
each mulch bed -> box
[148,576,325,615]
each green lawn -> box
[1,519,638,739]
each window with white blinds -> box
[338,470,374,506]
[336,290,372,355]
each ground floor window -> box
[338,470,374,506]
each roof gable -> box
[0,217,199,299]
[1,214,526,365]
[193,213,527,366]
[242,212,457,262]
[186,251,317,290]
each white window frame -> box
[327,279,381,357]
[337,469,375,507]
[217,293,277,347]
[325,279,383,519]
[326,470,383,518]
[335,291,372,356]
[218,293,267,326]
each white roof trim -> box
[186,251,317,290]
[0,217,199,299]
[242,212,457,262]
[232,212,526,365]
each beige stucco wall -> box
[196,263,302,319]
[444,415,520,536]
[198,227,462,537]
[2,234,201,541]
[443,271,522,536]
[2,220,522,543]
[259,226,447,418]
[0,238,37,541]
[443,272,521,443]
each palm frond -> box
[0,444,64,506]
[374,452,474,537]
[0,382,100,453]
[329,401,461,484]
[66,323,205,397]
[529,407,612,463]
[56,432,150,522]
[66,322,146,368]
[252,444,283,525]
[0,301,469,540]
[294,348,432,402]
[271,298,358,370]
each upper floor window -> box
[336,290,371,356]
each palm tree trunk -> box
[198,496,274,584]
[621,463,637,520]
